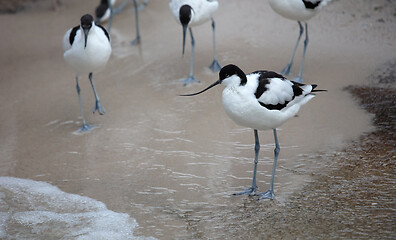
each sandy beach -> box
[0,0,395,239]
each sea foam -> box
[0,177,155,239]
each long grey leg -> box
[115,0,148,14]
[137,0,149,11]
[208,18,221,72]
[281,21,304,76]
[107,0,114,33]
[234,129,260,195]
[114,0,131,14]
[131,0,141,45]
[182,28,199,85]
[295,22,309,83]
[258,129,280,200]
[76,76,93,132]
[89,73,106,115]
[189,28,195,80]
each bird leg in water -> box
[281,21,304,76]
[182,28,199,85]
[208,18,221,72]
[115,0,148,14]
[76,76,94,132]
[257,129,280,200]
[107,0,114,33]
[233,129,260,196]
[130,0,141,45]
[295,22,309,83]
[114,0,131,13]
[89,73,106,115]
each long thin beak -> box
[84,28,89,49]
[180,80,221,96]
[182,24,187,56]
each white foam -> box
[0,177,155,240]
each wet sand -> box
[0,0,395,239]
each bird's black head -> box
[179,5,192,25]
[80,14,94,30]
[80,14,94,48]
[219,64,247,85]
[180,64,247,97]
[179,5,193,55]
[81,14,93,29]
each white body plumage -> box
[63,17,111,76]
[182,64,319,131]
[169,0,218,27]
[268,0,330,22]
[221,72,315,131]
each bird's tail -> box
[319,0,332,10]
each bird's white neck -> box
[222,75,244,89]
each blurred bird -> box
[170,0,221,85]
[181,64,325,199]
[63,14,112,132]
[268,0,331,83]
[95,0,116,26]
[95,0,148,45]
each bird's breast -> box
[63,30,111,75]
[221,86,290,130]
[222,87,251,121]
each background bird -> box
[268,0,331,83]
[182,64,325,199]
[95,0,116,27]
[63,14,112,132]
[170,0,221,85]
[95,0,148,45]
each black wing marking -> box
[302,0,321,9]
[96,5,107,19]
[252,70,285,99]
[97,25,110,42]
[291,82,303,97]
[69,25,79,45]
[96,0,109,19]
[252,71,307,110]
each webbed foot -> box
[233,186,257,196]
[78,123,95,132]
[209,59,221,72]
[257,190,274,200]
[93,100,106,115]
[182,75,199,86]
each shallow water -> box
[0,0,395,239]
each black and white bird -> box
[95,0,116,25]
[170,0,221,85]
[182,64,325,199]
[63,14,112,132]
[268,0,331,83]
[95,0,148,45]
